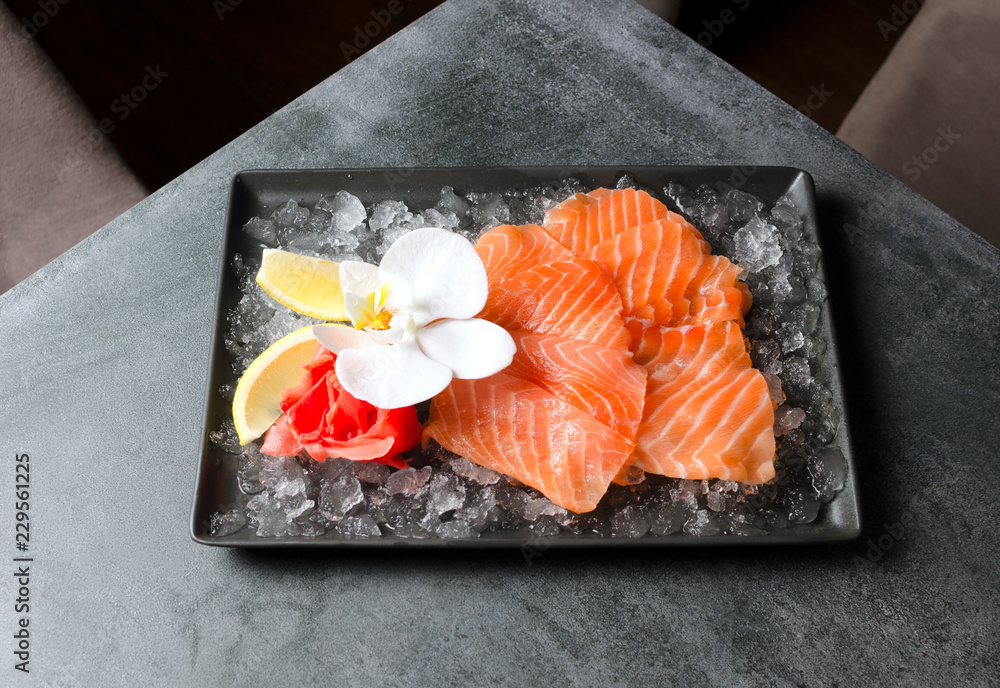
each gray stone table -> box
[2,0,998,685]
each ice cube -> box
[527,518,561,538]
[244,217,278,245]
[683,509,720,536]
[337,514,382,537]
[799,242,822,272]
[210,508,247,536]
[647,495,686,535]
[305,208,332,233]
[435,520,474,539]
[436,186,470,217]
[669,481,702,510]
[523,497,568,522]
[751,339,781,370]
[770,196,801,230]
[807,277,828,303]
[762,371,786,407]
[311,457,354,481]
[271,199,309,228]
[321,190,367,231]
[725,189,765,224]
[209,418,242,454]
[386,466,433,496]
[733,217,783,272]
[809,447,848,501]
[318,473,364,522]
[663,181,695,213]
[552,177,586,203]
[259,456,308,497]
[370,200,410,232]
[706,491,730,513]
[284,233,329,255]
[777,322,806,353]
[237,450,265,495]
[448,456,501,485]
[352,460,390,485]
[419,207,460,231]
[467,191,511,230]
[247,491,312,537]
[492,479,529,520]
[785,487,820,524]
[782,357,813,391]
[455,487,496,531]
[611,505,651,537]
[426,474,467,516]
[728,512,768,537]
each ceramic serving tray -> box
[190,166,861,548]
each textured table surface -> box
[2,0,998,685]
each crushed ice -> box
[208,176,847,540]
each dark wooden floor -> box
[6,0,914,190]
[677,0,908,132]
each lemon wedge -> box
[256,249,349,321]
[232,326,319,445]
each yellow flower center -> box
[371,309,394,331]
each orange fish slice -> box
[627,320,776,483]
[586,220,749,328]
[544,187,705,252]
[479,257,632,352]
[476,224,574,289]
[506,330,647,440]
[425,373,635,513]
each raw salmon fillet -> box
[506,330,647,440]
[425,373,635,513]
[627,320,776,483]
[544,187,705,252]
[586,220,750,328]
[476,224,573,289]
[479,257,632,351]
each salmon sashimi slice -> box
[628,320,776,483]
[625,316,684,368]
[425,373,635,513]
[506,330,647,440]
[543,187,705,252]
[479,257,633,351]
[476,224,574,289]
[585,220,749,328]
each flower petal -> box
[335,340,453,408]
[416,318,516,379]
[339,261,381,293]
[340,261,382,327]
[379,227,488,323]
[300,435,396,463]
[311,324,385,354]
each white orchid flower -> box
[312,227,516,409]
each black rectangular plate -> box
[191,166,861,548]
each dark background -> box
[6,0,911,190]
